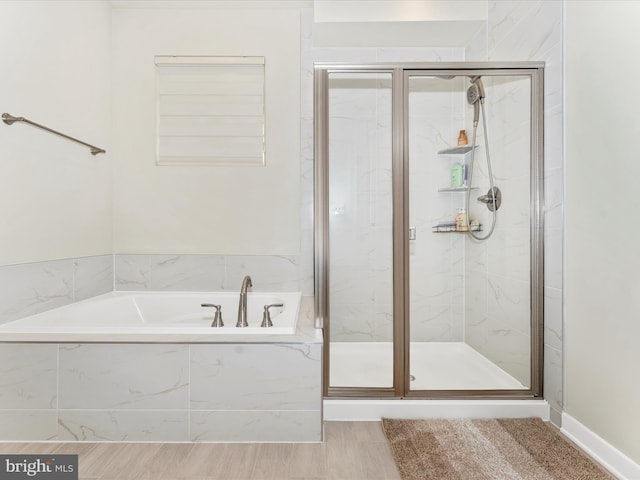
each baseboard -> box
[561,412,640,480]
[323,399,550,421]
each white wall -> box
[111,6,300,255]
[565,1,640,465]
[0,1,112,265]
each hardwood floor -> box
[0,422,401,480]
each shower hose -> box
[465,101,498,241]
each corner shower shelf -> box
[437,145,477,155]
[432,225,483,233]
[437,185,478,193]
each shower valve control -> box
[477,187,502,212]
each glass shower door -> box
[326,71,395,390]
[316,63,544,399]
[406,71,537,394]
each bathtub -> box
[0,294,322,442]
[0,291,302,341]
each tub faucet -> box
[236,275,252,327]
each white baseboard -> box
[323,399,550,421]
[561,412,640,480]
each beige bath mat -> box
[382,417,614,480]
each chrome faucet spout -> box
[236,275,253,327]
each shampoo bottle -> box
[450,163,463,187]
[455,208,468,231]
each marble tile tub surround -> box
[0,253,310,326]
[0,300,322,442]
[115,254,312,295]
[0,342,321,442]
[0,254,113,326]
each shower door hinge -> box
[409,226,416,240]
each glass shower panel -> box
[327,72,394,389]
[407,74,532,392]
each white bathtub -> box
[0,291,301,340]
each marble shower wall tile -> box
[486,274,531,338]
[325,73,396,343]
[544,286,563,351]
[544,227,563,291]
[0,343,58,409]
[303,10,468,344]
[375,47,463,63]
[487,1,541,54]
[58,343,189,410]
[486,227,530,283]
[410,303,462,342]
[488,1,562,64]
[544,344,563,414]
[329,302,394,342]
[466,318,531,387]
[407,87,466,343]
[544,105,563,227]
[465,23,487,61]
[473,0,564,414]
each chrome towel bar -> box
[2,112,105,155]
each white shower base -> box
[330,341,526,390]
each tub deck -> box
[0,292,319,343]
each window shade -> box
[155,56,265,166]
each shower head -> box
[467,77,485,104]
[467,76,486,126]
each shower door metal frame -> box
[315,62,545,399]
[401,66,545,399]
[315,66,405,398]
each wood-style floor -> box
[0,422,401,480]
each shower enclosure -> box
[314,63,544,398]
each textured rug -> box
[382,417,614,480]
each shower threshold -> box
[330,341,526,391]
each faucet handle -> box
[201,303,224,327]
[260,303,284,328]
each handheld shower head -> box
[468,76,485,99]
[467,76,485,126]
